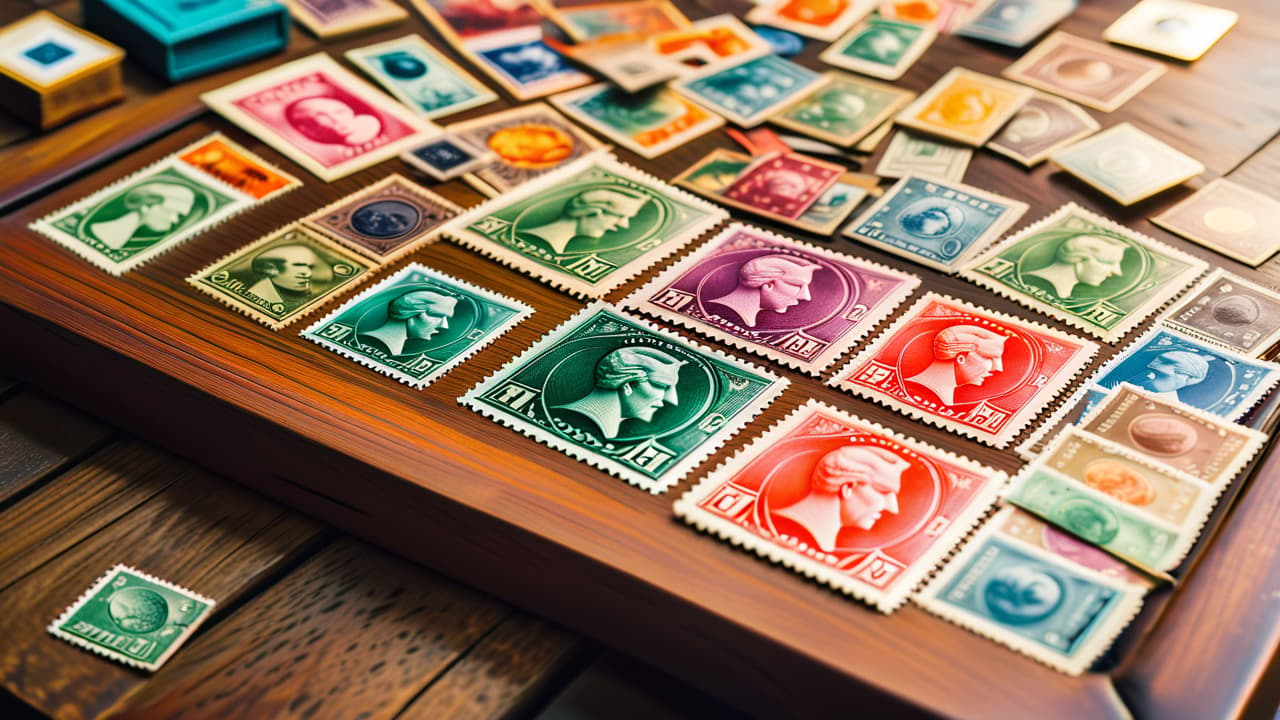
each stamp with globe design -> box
[303,174,461,262]
[914,504,1149,675]
[962,203,1208,343]
[302,263,532,388]
[674,400,1006,612]
[460,302,788,494]
[48,565,215,671]
[829,292,1099,448]
[444,103,605,196]
[622,223,919,374]
[1160,268,1280,358]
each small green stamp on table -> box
[302,263,532,389]
[461,303,788,493]
[48,565,215,672]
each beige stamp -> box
[1150,178,1280,267]
[1003,31,1166,112]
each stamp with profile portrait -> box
[345,34,496,121]
[1002,31,1166,113]
[1160,268,1280,358]
[302,263,531,389]
[769,71,914,149]
[674,400,1005,612]
[818,13,936,80]
[986,93,1099,168]
[201,53,439,182]
[962,203,1208,343]
[894,68,1033,147]
[303,174,461,263]
[1049,123,1204,207]
[188,223,372,330]
[445,152,727,298]
[550,82,724,160]
[829,292,1099,448]
[622,223,919,375]
[915,504,1149,676]
[460,302,787,494]
[670,54,823,128]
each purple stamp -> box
[622,222,921,374]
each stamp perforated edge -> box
[344,33,497,119]
[913,504,1148,675]
[47,564,217,672]
[301,262,532,388]
[985,93,1100,167]
[1002,31,1167,113]
[1014,379,1098,461]
[827,291,1100,448]
[549,82,726,160]
[620,221,920,375]
[173,131,303,203]
[894,68,1034,146]
[459,301,789,494]
[1158,267,1280,358]
[818,16,938,80]
[959,202,1209,343]
[674,399,1007,612]
[443,150,728,298]
[301,173,462,262]
[669,55,824,128]
[874,131,973,183]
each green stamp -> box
[48,565,215,671]
[962,202,1207,342]
[30,157,254,275]
[460,302,788,493]
[302,263,532,388]
[770,72,914,148]
[445,152,727,298]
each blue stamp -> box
[24,41,73,66]
[674,55,821,127]
[955,0,1077,48]
[751,26,806,57]
[413,139,473,172]
[845,176,1028,273]
[479,39,576,86]
[401,133,491,182]
[346,36,496,121]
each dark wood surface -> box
[2,0,1280,717]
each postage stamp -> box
[986,93,1099,168]
[550,82,724,159]
[954,0,1077,47]
[770,72,915,148]
[1103,0,1238,62]
[48,565,215,672]
[895,68,1034,146]
[744,0,876,42]
[674,400,1005,612]
[671,54,823,128]
[285,0,407,38]
[1050,123,1204,207]
[829,292,1099,448]
[622,222,919,374]
[399,132,495,182]
[444,103,606,196]
[174,132,301,202]
[460,302,788,493]
[201,53,439,182]
[844,175,1029,273]
[962,202,1208,343]
[1078,383,1268,486]
[1161,268,1280,358]
[649,14,771,72]
[915,504,1148,675]
[549,0,689,43]
[1003,31,1166,112]
[875,130,973,182]
[345,34,497,120]
[1150,178,1280,267]
[302,263,531,388]
[1015,381,1111,461]
[0,10,122,91]
[992,505,1152,587]
[302,174,460,262]
[445,152,726,298]
[818,13,937,80]
[30,156,253,275]
[188,222,372,330]
[721,153,844,221]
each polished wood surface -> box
[2,0,1280,717]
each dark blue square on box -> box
[24,41,73,66]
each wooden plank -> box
[0,389,112,504]
[106,537,509,720]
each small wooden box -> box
[0,11,124,130]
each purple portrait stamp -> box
[622,222,921,374]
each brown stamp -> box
[303,174,461,262]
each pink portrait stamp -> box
[622,223,919,374]
[830,292,1099,447]
[721,153,843,220]
[675,400,1006,612]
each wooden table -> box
[3,1,1280,717]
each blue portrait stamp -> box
[401,132,494,182]
[346,35,496,120]
[954,0,1078,47]
[845,175,1028,273]
[478,38,577,87]
[672,54,822,128]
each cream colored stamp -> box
[1103,0,1237,62]
[1049,123,1204,206]
[1003,31,1166,112]
[875,130,973,182]
[1150,178,1280,267]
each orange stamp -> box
[175,132,301,201]
[895,68,1034,146]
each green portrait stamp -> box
[30,156,254,275]
[962,202,1207,342]
[302,263,532,388]
[445,152,727,298]
[461,302,788,493]
[48,565,215,671]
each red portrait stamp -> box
[829,292,1098,447]
[675,400,1006,612]
[721,152,843,220]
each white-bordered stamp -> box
[550,82,725,160]
[1159,267,1280,358]
[302,173,461,263]
[894,67,1033,147]
[344,34,497,120]
[283,0,408,38]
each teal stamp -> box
[962,202,1208,342]
[819,14,937,80]
[303,263,532,389]
[48,564,215,671]
[445,153,727,298]
[672,54,822,127]
[460,302,788,493]
[31,156,253,275]
[345,35,497,121]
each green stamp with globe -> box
[48,565,215,671]
[460,302,787,493]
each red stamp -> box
[721,152,843,220]
[675,400,1006,612]
[829,292,1098,447]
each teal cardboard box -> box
[82,0,290,82]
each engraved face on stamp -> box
[819,14,936,80]
[1150,178,1280,267]
[460,303,788,493]
[895,68,1033,146]
[175,132,301,201]
[550,82,724,160]
[987,93,1099,168]
[722,153,844,220]
[445,103,605,196]
[1002,31,1166,112]
[1161,268,1280,357]
[623,223,919,374]
[830,292,1099,448]
[1050,123,1204,207]
[671,54,823,128]
[303,174,460,261]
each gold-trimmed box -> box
[0,11,125,130]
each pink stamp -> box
[830,292,1098,447]
[674,400,1006,612]
[622,222,919,374]
[721,153,844,220]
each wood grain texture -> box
[0,390,112,504]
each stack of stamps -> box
[345,35,497,120]
[302,173,460,264]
